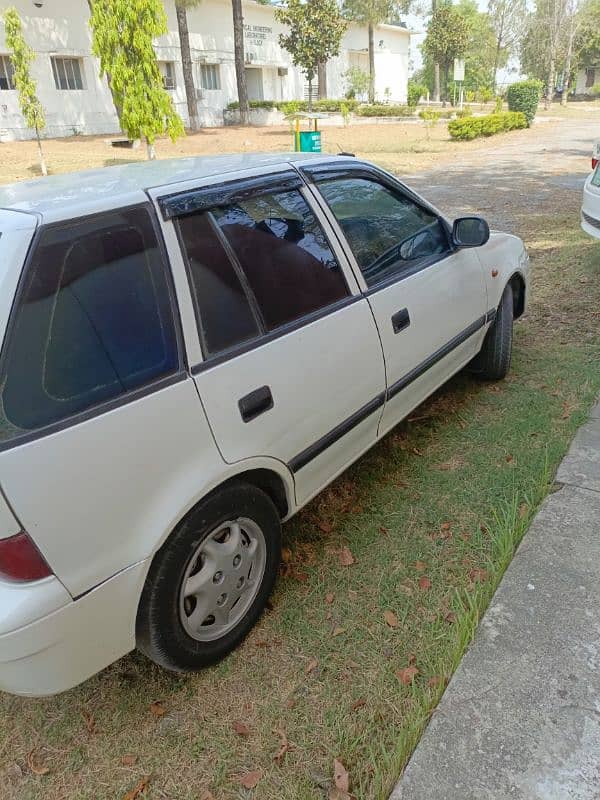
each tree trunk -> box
[545,54,556,110]
[561,17,576,106]
[146,139,156,160]
[432,0,440,102]
[444,63,450,104]
[492,37,502,95]
[368,22,375,103]
[318,61,327,100]
[176,2,200,131]
[308,76,313,110]
[35,125,47,176]
[232,0,249,125]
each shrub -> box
[494,95,503,113]
[356,104,414,117]
[506,80,543,126]
[226,99,359,114]
[227,100,277,110]
[448,111,527,140]
[407,80,427,107]
[478,87,494,104]
[455,107,472,118]
[418,109,454,120]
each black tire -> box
[471,283,513,381]
[136,483,281,672]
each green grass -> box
[1,209,599,799]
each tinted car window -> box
[212,189,349,331]
[0,206,179,442]
[176,212,261,355]
[316,176,449,287]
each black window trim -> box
[169,173,357,371]
[0,201,187,453]
[299,161,456,293]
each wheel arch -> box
[507,271,526,319]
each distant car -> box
[582,164,600,239]
[0,153,530,696]
[593,140,600,170]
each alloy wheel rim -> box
[178,518,267,642]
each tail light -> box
[593,158,598,170]
[0,531,53,582]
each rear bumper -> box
[581,210,600,240]
[0,560,148,696]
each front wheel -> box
[136,483,281,672]
[471,283,513,381]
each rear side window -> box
[176,187,349,357]
[0,206,179,443]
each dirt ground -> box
[2,106,594,186]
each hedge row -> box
[506,80,543,126]
[448,111,527,140]
[355,104,414,117]
[226,99,359,113]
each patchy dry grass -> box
[1,108,599,800]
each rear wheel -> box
[136,483,281,672]
[471,283,513,381]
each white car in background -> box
[582,163,600,240]
[0,153,530,696]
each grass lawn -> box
[1,118,599,800]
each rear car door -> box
[304,163,489,436]
[157,168,386,506]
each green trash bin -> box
[298,130,321,153]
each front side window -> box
[159,61,176,90]
[0,55,15,90]
[176,187,349,357]
[51,57,84,90]
[316,175,449,287]
[200,64,221,91]
[0,206,179,443]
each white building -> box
[575,65,599,96]
[0,0,410,140]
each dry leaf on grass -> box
[414,560,427,572]
[199,791,215,800]
[233,721,250,736]
[519,502,528,519]
[384,610,399,628]
[81,710,95,734]
[122,775,151,800]
[469,568,488,584]
[444,611,457,624]
[121,754,138,767]
[351,697,367,711]
[396,666,419,685]
[418,576,432,591]
[305,657,318,674]
[325,592,335,604]
[318,520,334,534]
[281,547,293,563]
[333,758,350,792]
[26,749,49,776]
[273,727,289,764]
[332,626,346,637]
[238,769,262,789]
[339,547,355,566]
[149,701,166,717]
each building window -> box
[51,57,84,90]
[200,64,221,91]
[0,55,15,90]
[586,68,596,88]
[159,61,176,90]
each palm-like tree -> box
[343,0,397,103]
[175,0,201,131]
[232,0,249,124]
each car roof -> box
[0,152,348,219]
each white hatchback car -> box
[0,153,529,696]
[582,163,600,240]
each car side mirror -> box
[452,216,490,248]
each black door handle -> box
[238,385,274,423]
[391,308,411,334]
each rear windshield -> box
[0,205,179,445]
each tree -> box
[89,0,184,159]
[276,0,347,108]
[3,7,47,176]
[176,0,201,131]
[343,0,399,103]
[487,0,527,91]
[423,5,470,101]
[573,0,600,70]
[521,0,570,108]
[455,0,503,94]
[232,0,249,125]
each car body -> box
[582,164,600,239]
[0,153,530,696]
[592,140,600,171]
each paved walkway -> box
[391,400,600,800]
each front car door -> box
[155,167,386,507]
[303,162,490,436]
